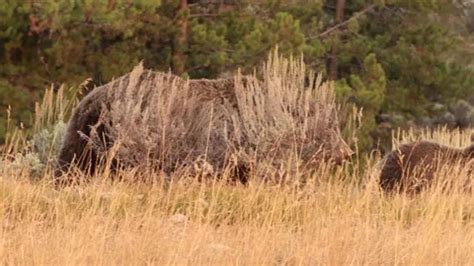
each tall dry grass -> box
[1,135,473,265]
[2,96,474,265]
[1,53,473,265]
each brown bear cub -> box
[379,137,474,193]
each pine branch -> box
[307,4,375,40]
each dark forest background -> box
[1,0,473,152]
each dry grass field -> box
[1,54,473,265]
[1,130,473,265]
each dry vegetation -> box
[1,54,473,265]
[1,143,473,265]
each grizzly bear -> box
[56,63,353,183]
[379,138,474,193]
[56,69,239,177]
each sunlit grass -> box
[1,52,472,265]
[1,129,473,264]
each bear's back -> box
[379,141,466,192]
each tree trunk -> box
[173,0,188,75]
[328,0,345,80]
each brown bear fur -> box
[56,70,241,178]
[379,140,474,193]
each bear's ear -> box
[470,132,474,143]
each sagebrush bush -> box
[0,85,73,178]
[32,121,67,165]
